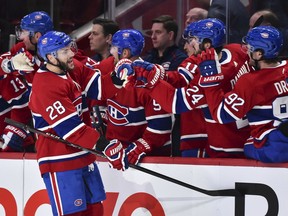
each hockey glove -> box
[114,58,134,87]
[97,136,128,171]
[131,60,166,88]
[198,48,224,87]
[1,51,35,74]
[126,138,151,165]
[0,125,29,151]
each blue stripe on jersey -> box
[201,106,212,120]
[147,114,172,132]
[246,107,275,124]
[86,73,101,100]
[127,108,146,124]
[0,98,11,115]
[81,93,88,110]
[33,114,50,130]
[107,101,146,126]
[175,89,190,113]
[219,103,238,123]
[7,90,29,107]
[53,114,83,138]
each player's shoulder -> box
[221,43,248,64]
[11,42,26,53]
[34,67,69,87]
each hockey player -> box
[198,26,288,163]
[124,18,253,158]
[107,29,173,165]
[178,21,208,157]
[29,31,128,215]
[0,11,53,152]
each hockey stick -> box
[5,118,241,197]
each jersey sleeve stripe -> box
[85,72,101,100]
[62,123,85,140]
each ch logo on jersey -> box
[107,100,129,125]
[73,96,83,116]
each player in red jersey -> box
[123,18,254,158]
[0,11,53,152]
[29,31,128,216]
[198,26,288,163]
[107,29,173,165]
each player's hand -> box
[0,125,29,151]
[114,58,134,87]
[8,51,35,73]
[130,60,166,88]
[198,48,224,87]
[125,138,151,165]
[102,139,128,171]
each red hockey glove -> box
[0,125,29,152]
[102,139,128,171]
[130,60,166,88]
[198,48,224,87]
[125,138,152,165]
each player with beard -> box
[29,31,128,216]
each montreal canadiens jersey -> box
[105,86,173,153]
[204,60,288,148]
[0,42,39,132]
[29,59,119,174]
[150,44,253,157]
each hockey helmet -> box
[183,18,226,48]
[16,11,53,39]
[243,26,283,59]
[38,31,76,61]
[111,29,145,57]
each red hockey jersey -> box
[204,60,288,148]
[149,44,253,157]
[29,59,119,174]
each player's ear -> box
[106,34,112,44]
[35,32,43,41]
[203,42,212,49]
[47,54,56,63]
[255,50,263,60]
[122,48,131,58]
[168,31,174,41]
